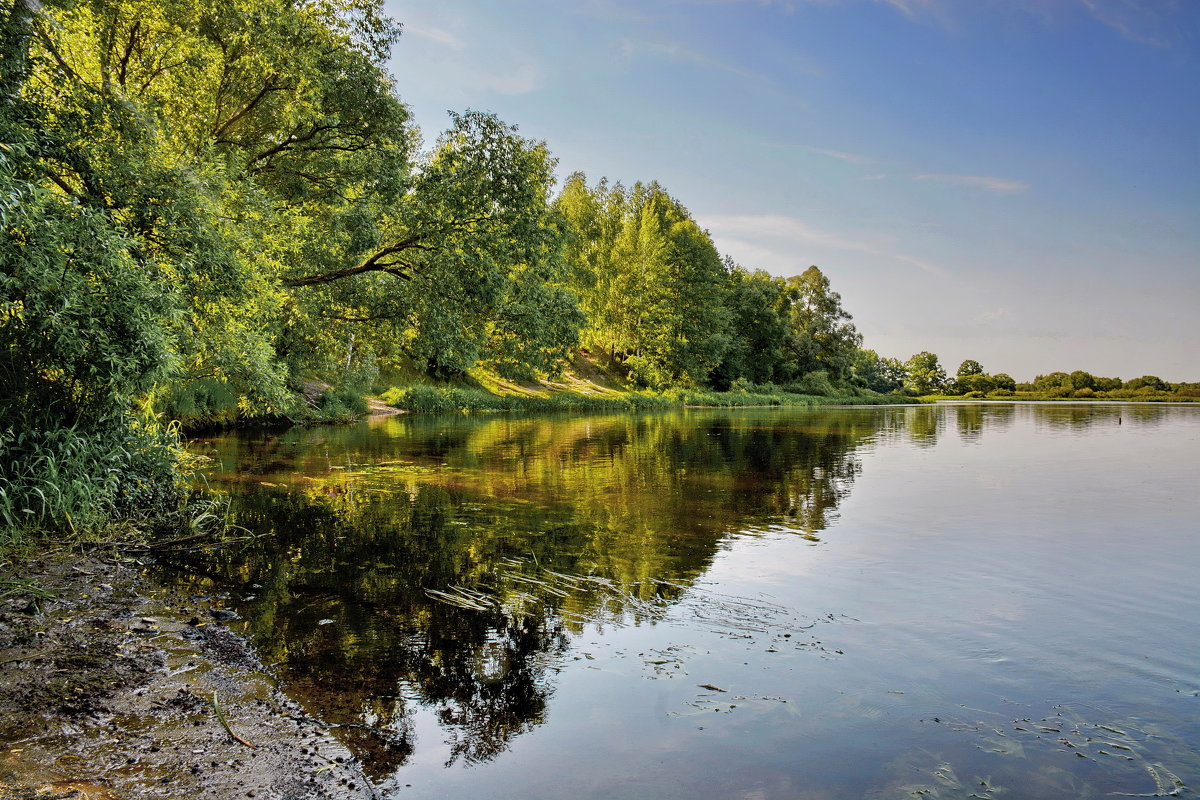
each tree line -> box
[0,0,1192,539]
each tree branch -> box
[212,73,287,140]
[281,237,429,288]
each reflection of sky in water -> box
[174,404,1200,799]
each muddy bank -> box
[0,552,374,799]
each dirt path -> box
[0,553,374,799]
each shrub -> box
[317,387,368,422]
[0,416,188,544]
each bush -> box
[0,416,187,544]
[793,371,835,396]
[987,388,1014,398]
[158,378,242,429]
[317,387,368,422]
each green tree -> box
[850,349,905,393]
[992,373,1017,392]
[781,266,862,384]
[711,266,791,388]
[1125,375,1167,392]
[4,0,585,534]
[904,352,948,395]
[555,176,730,388]
[957,359,984,377]
[1032,372,1071,393]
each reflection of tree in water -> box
[174,486,574,777]
[178,409,882,775]
[1030,402,1166,431]
[902,405,942,447]
[956,404,985,442]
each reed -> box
[0,415,188,548]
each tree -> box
[904,352,947,395]
[957,359,984,377]
[1068,371,1096,391]
[1125,375,1167,392]
[555,176,730,388]
[850,349,905,393]
[781,266,862,384]
[4,0,586,533]
[711,267,791,389]
[992,373,1017,392]
[1032,372,1071,393]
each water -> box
[176,403,1200,798]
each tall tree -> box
[781,266,862,383]
[711,266,792,388]
[555,177,730,388]
[904,351,948,395]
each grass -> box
[0,415,202,550]
[378,383,910,415]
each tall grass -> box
[379,384,908,415]
[0,415,189,548]
[381,385,674,414]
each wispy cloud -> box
[405,25,467,50]
[478,60,545,95]
[809,147,874,164]
[1079,0,1174,48]
[706,213,950,276]
[875,0,938,19]
[619,38,774,84]
[978,307,1010,323]
[399,18,544,96]
[916,173,1030,194]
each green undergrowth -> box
[0,412,241,554]
[379,384,908,414]
[380,385,673,413]
[0,415,211,550]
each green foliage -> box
[782,266,862,383]
[555,176,731,389]
[993,373,1017,392]
[951,373,997,395]
[711,267,792,389]
[1069,370,1096,391]
[381,383,904,415]
[383,385,672,414]
[957,359,984,377]
[851,349,906,393]
[904,352,948,395]
[156,379,241,429]
[316,387,369,423]
[1125,375,1167,392]
[0,417,187,543]
[792,370,836,396]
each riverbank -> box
[0,551,373,800]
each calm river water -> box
[179,403,1199,799]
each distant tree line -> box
[878,354,1198,400]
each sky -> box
[382,0,1199,381]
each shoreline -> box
[0,552,374,800]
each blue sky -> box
[383,0,1199,381]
